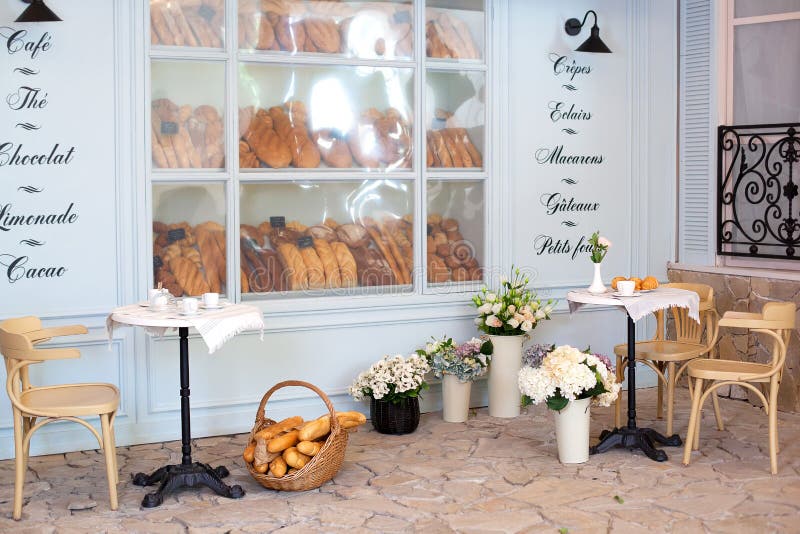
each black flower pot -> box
[370,396,420,435]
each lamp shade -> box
[15,0,62,23]
[576,25,611,53]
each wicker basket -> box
[247,380,348,491]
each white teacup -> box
[182,297,199,314]
[617,280,636,296]
[150,293,168,310]
[202,292,219,308]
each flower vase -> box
[370,396,420,435]
[554,397,591,464]
[488,334,524,418]
[442,374,471,423]
[587,263,606,294]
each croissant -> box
[170,256,210,296]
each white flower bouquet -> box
[518,345,621,411]
[418,336,493,383]
[348,354,430,404]
[472,267,554,336]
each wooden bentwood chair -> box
[614,283,721,437]
[683,301,795,474]
[0,317,120,520]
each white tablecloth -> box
[566,287,700,324]
[107,302,264,354]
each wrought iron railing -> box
[718,123,800,260]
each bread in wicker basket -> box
[245,380,361,491]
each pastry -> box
[255,129,293,168]
[336,224,371,248]
[331,241,357,287]
[351,246,396,287]
[257,14,276,49]
[304,18,340,54]
[260,248,287,292]
[362,219,405,285]
[241,224,264,247]
[286,220,307,233]
[312,129,353,168]
[642,276,659,290]
[611,276,626,290]
[298,243,326,290]
[274,15,306,53]
[427,254,450,283]
[151,3,175,45]
[287,126,321,168]
[170,256,211,296]
[312,238,342,289]
[155,266,183,296]
[242,238,272,292]
[306,224,336,242]
[630,277,643,291]
[456,128,483,167]
[323,218,340,230]
[195,225,223,293]
[276,242,309,290]
[348,119,382,168]
[428,130,453,167]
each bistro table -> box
[567,287,700,461]
[107,301,264,507]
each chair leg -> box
[683,377,704,466]
[100,414,118,510]
[666,362,676,436]
[12,409,26,520]
[615,354,623,428]
[711,389,724,431]
[768,376,779,475]
[656,362,664,420]
[110,424,119,485]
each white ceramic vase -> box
[554,397,591,464]
[442,374,471,423]
[488,334,524,418]
[587,262,606,294]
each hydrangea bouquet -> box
[348,354,430,404]
[418,336,494,383]
[472,267,554,336]
[518,345,620,411]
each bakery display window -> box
[425,70,485,170]
[239,180,414,296]
[425,0,484,62]
[238,64,414,171]
[152,183,228,297]
[426,180,484,285]
[238,0,414,60]
[151,61,226,171]
[150,0,226,48]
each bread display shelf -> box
[153,221,227,297]
[151,98,225,170]
[150,0,226,48]
[238,0,413,60]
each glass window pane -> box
[735,0,800,18]
[238,0,413,60]
[238,64,413,170]
[239,180,413,295]
[426,70,485,169]
[150,0,225,48]
[426,1,484,61]
[153,184,227,297]
[426,180,484,284]
[151,61,226,170]
[733,20,800,123]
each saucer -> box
[178,310,202,316]
[612,291,641,298]
[200,304,223,310]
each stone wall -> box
[667,268,800,413]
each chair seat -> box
[614,341,708,361]
[20,383,119,417]
[687,359,772,382]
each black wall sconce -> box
[16,0,62,23]
[564,10,610,53]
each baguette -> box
[296,440,323,457]
[282,447,310,469]
[298,416,330,441]
[267,429,300,453]
[243,442,256,463]
[255,415,304,440]
[269,455,288,478]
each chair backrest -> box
[719,301,796,373]
[656,283,716,346]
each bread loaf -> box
[170,256,211,296]
[331,242,357,287]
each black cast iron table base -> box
[131,327,245,507]
[589,314,683,462]
[133,463,244,507]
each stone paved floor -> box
[2,388,800,533]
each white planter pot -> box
[488,334,524,418]
[442,374,471,423]
[554,397,591,464]
[587,263,607,294]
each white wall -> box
[0,0,678,459]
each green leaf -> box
[614,495,624,504]
[559,528,569,534]
[547,393,569,412]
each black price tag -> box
[167,228,186,243]
[198,5,216,21]
[270,216,286,228]
[153,255,164,270]
[432,118,446,130]
[393,10,412,24]
[427,224,433,236]
[297,236,313,249]
[160,121,178,135]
